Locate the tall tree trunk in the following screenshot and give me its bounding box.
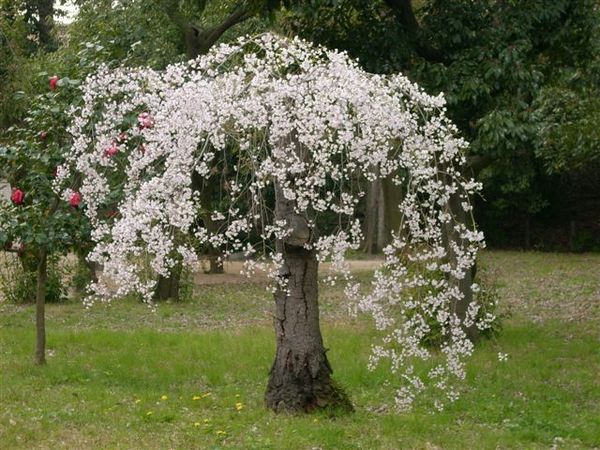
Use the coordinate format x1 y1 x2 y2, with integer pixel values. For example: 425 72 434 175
265 181 352 413
34 249 47 365
443 191 479 343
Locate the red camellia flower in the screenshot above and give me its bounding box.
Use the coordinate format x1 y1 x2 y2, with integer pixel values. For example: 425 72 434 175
69 191 82 207
104 143 119 157
49 75 59 91
137 112 154 129
11 188 25 205
40 131 47 140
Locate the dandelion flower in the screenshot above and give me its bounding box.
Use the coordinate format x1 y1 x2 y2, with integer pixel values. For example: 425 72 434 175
192 396 202 401
146 411 153 416
161 395 168 400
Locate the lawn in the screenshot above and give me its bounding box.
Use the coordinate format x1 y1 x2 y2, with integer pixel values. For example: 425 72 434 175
1 251 599 449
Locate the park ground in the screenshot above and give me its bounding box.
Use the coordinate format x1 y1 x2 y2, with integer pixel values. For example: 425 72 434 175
0 251 599 449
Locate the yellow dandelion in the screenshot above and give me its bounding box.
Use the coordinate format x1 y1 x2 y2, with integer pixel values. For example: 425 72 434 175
192 395 202 401
235 394 240 398
146 411 153 416
194 422 201 427
216 430 226 436
202 392 212 398
235 402 244 411
160 395 168 401
203 418 210 423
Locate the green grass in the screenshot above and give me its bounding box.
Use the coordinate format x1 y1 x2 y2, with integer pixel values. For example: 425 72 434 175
1 251 599 449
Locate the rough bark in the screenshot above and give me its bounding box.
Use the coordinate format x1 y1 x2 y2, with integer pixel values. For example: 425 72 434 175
34 249 47 365
265 158 352 413
265 244 349 412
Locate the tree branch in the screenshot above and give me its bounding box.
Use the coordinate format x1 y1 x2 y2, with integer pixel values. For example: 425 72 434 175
383 0 445 63
186 7 253 58
467 154 493 175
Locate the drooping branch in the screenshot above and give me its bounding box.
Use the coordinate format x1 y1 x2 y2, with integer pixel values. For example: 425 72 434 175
383 0 444 63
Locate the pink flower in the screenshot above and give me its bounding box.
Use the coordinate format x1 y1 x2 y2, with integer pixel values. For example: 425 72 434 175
69 192 82 207
138 112 154 129
104 143 119 157
11 188 25 205
49 75 59 91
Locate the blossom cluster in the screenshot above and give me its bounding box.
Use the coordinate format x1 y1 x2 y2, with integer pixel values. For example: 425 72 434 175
58 33 488 411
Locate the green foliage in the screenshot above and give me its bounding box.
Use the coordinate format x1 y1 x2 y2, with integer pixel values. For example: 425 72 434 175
280 0 600 250
0 253 67 304
0 47 98 262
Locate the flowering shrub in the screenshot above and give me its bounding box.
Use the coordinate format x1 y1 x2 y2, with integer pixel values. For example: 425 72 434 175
0 71 91 307
59 33 489 411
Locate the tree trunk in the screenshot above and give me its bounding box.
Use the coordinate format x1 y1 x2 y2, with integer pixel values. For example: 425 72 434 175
206 250 224 274
34 249 47 365
362 180 380 254
265 181 352 413
154 264 181 301
201 179 224 274
382 176 404 247
376 182 386 251
443 191 479 343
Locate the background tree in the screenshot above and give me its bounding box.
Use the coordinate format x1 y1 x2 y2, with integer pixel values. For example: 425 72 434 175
278 0 600 251
0 72 90 364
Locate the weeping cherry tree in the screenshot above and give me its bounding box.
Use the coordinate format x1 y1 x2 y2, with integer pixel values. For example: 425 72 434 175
57 34 490 413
